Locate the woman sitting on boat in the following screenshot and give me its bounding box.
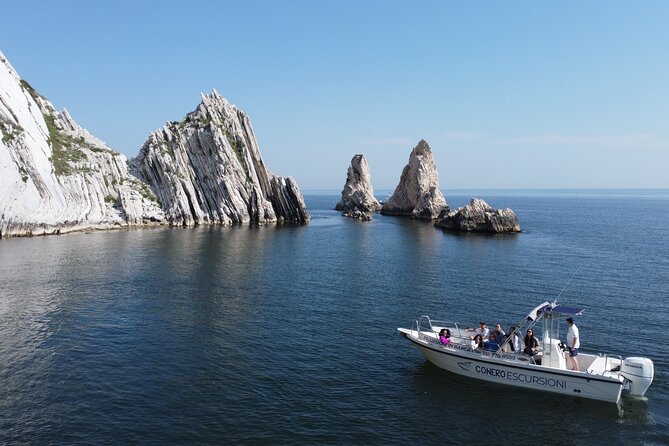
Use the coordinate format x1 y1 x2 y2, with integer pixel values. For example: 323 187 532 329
471 334 484 351
439 328 451 346
523 329 539 356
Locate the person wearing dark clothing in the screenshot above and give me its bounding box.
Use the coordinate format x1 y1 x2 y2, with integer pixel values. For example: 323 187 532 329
489 324 506 347
523 329 539 356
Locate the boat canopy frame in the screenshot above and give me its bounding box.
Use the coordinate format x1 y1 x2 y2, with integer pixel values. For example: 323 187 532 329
497 301 585 354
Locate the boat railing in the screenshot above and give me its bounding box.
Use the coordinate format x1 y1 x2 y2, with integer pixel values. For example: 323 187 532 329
412 316 470 345
411 316 430 339
411 316 430 334
412 316 447 333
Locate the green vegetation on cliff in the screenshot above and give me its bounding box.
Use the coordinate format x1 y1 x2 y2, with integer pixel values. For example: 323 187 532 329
44 114 87 176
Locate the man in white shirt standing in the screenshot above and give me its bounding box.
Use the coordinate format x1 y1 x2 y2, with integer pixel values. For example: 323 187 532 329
566 317 580 371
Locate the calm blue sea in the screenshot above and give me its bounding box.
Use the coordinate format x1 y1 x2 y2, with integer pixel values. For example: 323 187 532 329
1 190 668 445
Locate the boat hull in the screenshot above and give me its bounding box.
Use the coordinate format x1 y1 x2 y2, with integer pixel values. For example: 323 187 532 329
401 330 623 403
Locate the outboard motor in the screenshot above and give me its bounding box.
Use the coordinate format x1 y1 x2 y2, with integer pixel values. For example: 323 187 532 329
621 357 654 396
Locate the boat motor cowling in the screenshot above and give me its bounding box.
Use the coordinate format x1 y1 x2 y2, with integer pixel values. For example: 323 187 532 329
621 357 654 396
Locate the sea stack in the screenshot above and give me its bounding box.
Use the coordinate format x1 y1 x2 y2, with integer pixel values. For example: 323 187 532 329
335 154 381 217
129 90 310 226
435 198 521 233
0 51 164 237
380 139 447 219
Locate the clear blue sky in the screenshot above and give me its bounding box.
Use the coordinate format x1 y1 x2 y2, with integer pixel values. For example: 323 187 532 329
2 1 668 190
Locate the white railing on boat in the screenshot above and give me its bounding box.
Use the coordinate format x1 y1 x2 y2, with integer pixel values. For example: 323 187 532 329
411 316 474 348
411 316 462 338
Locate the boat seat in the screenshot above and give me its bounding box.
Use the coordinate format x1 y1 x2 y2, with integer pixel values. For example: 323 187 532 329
523 352 541 365
586 356 608 374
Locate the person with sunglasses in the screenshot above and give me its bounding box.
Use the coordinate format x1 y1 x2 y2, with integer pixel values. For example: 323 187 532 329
523 328 539 356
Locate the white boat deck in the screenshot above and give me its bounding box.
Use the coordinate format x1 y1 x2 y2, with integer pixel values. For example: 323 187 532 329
409 326 623 377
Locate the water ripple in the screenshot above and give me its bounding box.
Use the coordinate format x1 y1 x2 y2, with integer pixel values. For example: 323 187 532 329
0 193 667 444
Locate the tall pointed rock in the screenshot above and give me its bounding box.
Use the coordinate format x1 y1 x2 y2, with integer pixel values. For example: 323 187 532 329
0 51 164 237
380 139 447 219
335 154 381 212
130 90 309 226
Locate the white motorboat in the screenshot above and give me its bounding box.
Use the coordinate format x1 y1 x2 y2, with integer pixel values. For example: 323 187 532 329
398 302 654 404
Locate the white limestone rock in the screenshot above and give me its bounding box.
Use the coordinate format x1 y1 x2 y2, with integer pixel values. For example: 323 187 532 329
335 154 381 213
129 90 309 226
435 198 521 233
342 209 372 221
0 51 164 237
380 139 447 219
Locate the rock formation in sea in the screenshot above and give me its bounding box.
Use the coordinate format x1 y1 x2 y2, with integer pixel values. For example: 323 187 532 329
0 50 309 238
434 198 521 233
342 209 372 221
380 139 447 219
335 154 381 216
129 89 309 226
0 51 164 237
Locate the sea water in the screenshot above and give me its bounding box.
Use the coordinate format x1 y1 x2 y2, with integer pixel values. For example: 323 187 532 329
0 190 667 444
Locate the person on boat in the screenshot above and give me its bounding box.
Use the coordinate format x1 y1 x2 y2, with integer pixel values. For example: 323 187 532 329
468 321 489 341
471 334 484 350
504 326 522 352
439 328 451 346
483 340 499 352
482 324 504 351
523 329 539 356
565 317 580 371
489 324 506 347
502 325 523 352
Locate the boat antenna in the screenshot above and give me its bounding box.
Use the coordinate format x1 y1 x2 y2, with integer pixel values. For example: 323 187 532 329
555 265 580 303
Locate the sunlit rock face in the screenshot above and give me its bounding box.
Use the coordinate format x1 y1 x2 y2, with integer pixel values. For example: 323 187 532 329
335 154 381 213
0 49 308 238
380 139 447 219
130 90 309 226
435 198 521 233
0 51 164 237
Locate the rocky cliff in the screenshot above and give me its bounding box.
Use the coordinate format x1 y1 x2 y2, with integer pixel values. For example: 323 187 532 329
0 50 309 238
0 51 164 237
434 198 521 233
129 90 309 226
335 154 381 214
380 140 447 219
